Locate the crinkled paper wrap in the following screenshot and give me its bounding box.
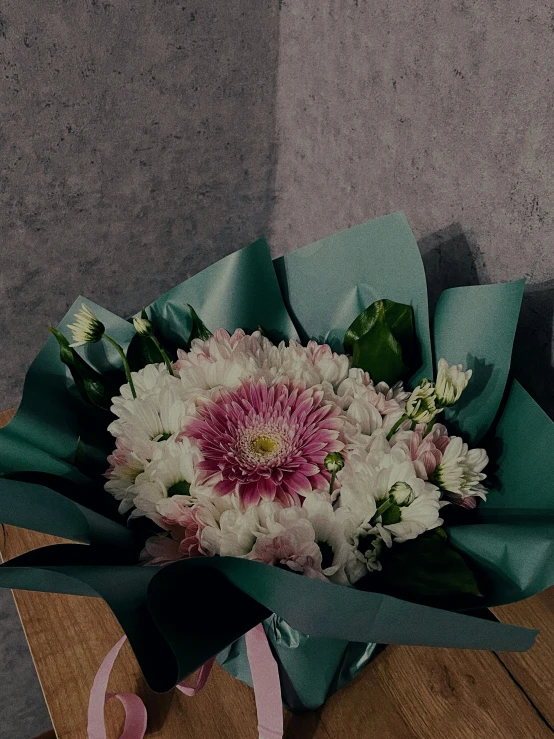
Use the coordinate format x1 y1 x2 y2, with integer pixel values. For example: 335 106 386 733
1 212 553 705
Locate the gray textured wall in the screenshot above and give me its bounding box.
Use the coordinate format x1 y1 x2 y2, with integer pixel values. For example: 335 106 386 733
0 0 279 407
270 0 554 417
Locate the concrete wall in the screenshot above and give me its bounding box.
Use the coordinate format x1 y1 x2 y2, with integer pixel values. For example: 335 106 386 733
2 2 553 415
0 0 279 406
270 0 554 416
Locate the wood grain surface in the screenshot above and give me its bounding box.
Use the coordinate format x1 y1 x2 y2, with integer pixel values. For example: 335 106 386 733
1 408 553 739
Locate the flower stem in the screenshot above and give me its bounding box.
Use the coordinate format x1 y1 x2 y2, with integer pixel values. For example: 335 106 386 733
370 498 392 526
423 419 434 437
150 335 174 376
386 414 408 441
103 334 137 399
329 470 337 496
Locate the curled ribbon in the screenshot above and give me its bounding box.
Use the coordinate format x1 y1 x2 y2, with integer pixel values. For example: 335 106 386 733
87 624 283 739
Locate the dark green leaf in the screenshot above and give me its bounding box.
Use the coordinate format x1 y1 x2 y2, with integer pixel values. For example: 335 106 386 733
378 528 483 598
126 309 165 372
48 327 113 410
343 299 417 385
188 304 212 342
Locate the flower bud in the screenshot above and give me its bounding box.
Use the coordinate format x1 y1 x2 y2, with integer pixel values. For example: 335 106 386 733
324 451 345 473
133 316 153 337
435 358 472 407
68 304 105 347
388 481 415 506
405 379 441 424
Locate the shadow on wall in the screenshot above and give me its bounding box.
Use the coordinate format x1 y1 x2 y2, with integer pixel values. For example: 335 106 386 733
0 1 280 406
419 225 554 420
512 280 554 420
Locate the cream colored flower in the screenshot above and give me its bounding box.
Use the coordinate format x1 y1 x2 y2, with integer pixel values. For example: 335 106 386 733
133 316 153 336
435 358 472 407
68 304 105 347
108 385 193 461
405 379 442 425
129 437 200 522
431 437 488 503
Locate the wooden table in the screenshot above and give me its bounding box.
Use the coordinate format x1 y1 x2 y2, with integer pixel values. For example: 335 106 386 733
1 408 553 739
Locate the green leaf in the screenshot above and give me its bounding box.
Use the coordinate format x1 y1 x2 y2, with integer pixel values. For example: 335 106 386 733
378 528 483 599
188 304 212 342
126 308 165 372
48 327 113 410
343 299 417 385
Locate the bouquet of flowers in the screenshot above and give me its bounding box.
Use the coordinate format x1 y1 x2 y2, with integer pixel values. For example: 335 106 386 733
106 316 481 583
1 212 553 731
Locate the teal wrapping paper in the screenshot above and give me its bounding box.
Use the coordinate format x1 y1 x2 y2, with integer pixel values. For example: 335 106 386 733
0 212 552 709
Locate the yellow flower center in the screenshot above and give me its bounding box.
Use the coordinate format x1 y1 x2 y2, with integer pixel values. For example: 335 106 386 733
251 435 279 455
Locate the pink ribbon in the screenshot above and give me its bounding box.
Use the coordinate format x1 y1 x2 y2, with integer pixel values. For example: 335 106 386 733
87 624 283 739
245 624 284 739
87 636 147 739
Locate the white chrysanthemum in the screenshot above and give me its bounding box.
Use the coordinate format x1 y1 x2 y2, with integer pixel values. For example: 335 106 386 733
362 535 384 572
302 492 367 585
197 495 364 583
200 501 267 558
405 379 442 425
108 385 192 460
68 303 105 347
244 338 348 391
336 453 379 526
338 447 442 546
112 363 179 407
130 438 200 522
176 329 269 398
431 437 488 502
335 368 407 446
104 439 146 514
435 358 472 408
175 330 352 397
133 316 152 336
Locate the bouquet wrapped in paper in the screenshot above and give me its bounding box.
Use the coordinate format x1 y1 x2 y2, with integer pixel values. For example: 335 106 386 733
1 212 553 726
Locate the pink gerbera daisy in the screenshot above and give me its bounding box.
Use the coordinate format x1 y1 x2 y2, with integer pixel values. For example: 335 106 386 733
182 379 344 506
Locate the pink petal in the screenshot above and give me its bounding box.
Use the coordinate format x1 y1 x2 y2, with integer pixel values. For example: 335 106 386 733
257 477 277 500
282 471 313 497
214 478 238 495
238 481 262 506
421 450 441 477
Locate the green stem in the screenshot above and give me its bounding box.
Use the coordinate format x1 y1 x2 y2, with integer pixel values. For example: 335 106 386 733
423 419 434 437
329 470 337 496
103 334 137 399
370 498 392 526
386 414 408 441
150 335 174 376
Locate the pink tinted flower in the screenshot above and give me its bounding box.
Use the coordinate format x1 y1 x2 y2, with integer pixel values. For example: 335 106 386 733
404 423 451 479
140 534 182 565
303 340 350 384
182 378 344 507
250 519 327 581
173 328 254 372
103 438 145 514
157 497 206 558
